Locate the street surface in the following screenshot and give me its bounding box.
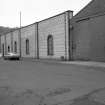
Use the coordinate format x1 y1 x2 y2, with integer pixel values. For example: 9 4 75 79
0 60 105 105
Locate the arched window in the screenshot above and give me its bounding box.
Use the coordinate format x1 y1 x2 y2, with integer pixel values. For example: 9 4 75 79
26 39 29 55
8 46 10 53
14 41 17 53
47 35 53 56
2 44 4 56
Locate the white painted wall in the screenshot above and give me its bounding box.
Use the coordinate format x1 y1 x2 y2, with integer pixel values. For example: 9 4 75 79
6 33 12 54
38 13 66 60
21 24 37 58
12 30 20 54
38 11 73 60
1 35 5 54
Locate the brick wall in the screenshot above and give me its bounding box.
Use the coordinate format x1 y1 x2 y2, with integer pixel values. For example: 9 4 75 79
72 14 105 61
72 19 91 60
89 15 105 61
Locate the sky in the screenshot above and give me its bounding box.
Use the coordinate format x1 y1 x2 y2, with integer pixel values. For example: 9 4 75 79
1 0 92 28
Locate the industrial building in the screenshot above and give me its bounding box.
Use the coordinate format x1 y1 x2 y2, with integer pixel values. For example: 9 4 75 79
0 11 73 60
1 0 105 62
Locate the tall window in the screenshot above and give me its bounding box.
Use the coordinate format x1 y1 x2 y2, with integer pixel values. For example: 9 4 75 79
47 35 53 56
8 46 10 53
2 44 4 56
14 41 17 53
26 39 29 55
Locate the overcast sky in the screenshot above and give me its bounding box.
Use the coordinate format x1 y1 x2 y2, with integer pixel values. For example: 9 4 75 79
1 0 92 28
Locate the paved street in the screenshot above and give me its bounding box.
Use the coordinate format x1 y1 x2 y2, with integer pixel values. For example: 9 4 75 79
0 59 105 105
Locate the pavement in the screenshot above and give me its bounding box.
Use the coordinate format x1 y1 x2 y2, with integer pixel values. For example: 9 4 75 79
27 58 105 68
8 57 105 68
61 61 105 68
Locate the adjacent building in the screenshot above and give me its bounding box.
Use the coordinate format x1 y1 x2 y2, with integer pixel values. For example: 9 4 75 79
71 0 105 62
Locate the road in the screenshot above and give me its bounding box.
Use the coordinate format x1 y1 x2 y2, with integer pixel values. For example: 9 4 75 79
0 59 105 105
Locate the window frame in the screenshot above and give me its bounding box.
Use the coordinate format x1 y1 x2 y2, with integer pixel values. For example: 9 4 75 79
26 39 30 55
47 35 54 56
8 46 10 53
14 41 17 53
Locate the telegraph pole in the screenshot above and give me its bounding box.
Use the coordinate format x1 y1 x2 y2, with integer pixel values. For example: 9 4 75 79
19 11 21 58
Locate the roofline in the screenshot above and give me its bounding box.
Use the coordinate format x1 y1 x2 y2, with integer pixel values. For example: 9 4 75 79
21 10 73 28
0 30 12 36
37 10 73 23
73 0 93 19
0 10 73 36
76 11 105 23
0 28 19 36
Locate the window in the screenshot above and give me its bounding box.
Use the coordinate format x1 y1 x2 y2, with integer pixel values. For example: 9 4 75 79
47 35 53 56
2 44 4 56
26 39 29 55
8 46 10 52
14 41 17 53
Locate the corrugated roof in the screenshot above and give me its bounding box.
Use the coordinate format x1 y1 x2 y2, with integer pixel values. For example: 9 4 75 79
73 0 105 20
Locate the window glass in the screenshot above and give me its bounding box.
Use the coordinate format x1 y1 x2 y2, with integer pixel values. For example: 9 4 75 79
47 35 53 56
8 46 10 52
26 39 29 55
14 41 17 53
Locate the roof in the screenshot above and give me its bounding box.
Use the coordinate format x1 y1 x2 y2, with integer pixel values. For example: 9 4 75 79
1 10 73 36
73 0 105 20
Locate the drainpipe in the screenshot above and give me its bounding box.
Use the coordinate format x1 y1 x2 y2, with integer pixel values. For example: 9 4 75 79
36 22 39 59
65 11 73 61
11 31 13 52
68 11 73 61
5 34 7 55
0 35 1 52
